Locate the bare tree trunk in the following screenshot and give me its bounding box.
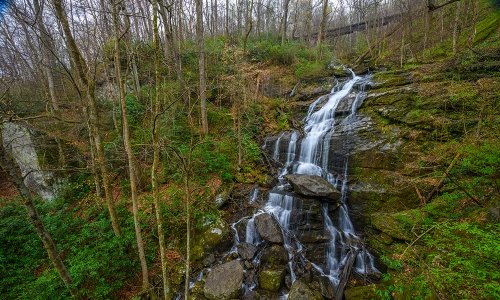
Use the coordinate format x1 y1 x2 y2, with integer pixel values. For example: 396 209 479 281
196 0 208 135
452 1 461 54
0 133 77 298
214 0 219 34
317 0 329 46
152 1 170 299
52 0 121 237
243 0 254 53
400 27 405 68
111 0 149 289
281 0 290 44
423 9 432 52
225 0 230 38
32 0 66 168
183 173 191 300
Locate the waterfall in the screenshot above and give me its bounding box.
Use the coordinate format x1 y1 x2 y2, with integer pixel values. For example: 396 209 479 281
1 122 55 200
223 71 378 297
264 71 378 288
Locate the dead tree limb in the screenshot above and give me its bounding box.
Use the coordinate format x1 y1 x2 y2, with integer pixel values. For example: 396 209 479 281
425 153 461 203
427 0 462 12
336 247 361 300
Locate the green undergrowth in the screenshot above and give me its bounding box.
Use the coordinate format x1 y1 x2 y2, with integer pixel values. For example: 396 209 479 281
365 10 500 297
0 192 144 299
373 130 500 300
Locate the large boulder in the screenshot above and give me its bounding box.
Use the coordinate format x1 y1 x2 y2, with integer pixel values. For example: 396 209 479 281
285 174 340 200
255 213 284 244
191 218 229 261
237 242 257 260
261 244 289 266
258 267 286 292
203 260 244 300
344 284 381 300
288 280 323 300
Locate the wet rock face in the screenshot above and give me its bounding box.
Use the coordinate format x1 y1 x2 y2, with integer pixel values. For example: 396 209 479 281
261 244 289 266
203 260 244 300
255 213 284 244
258 267 286 292
191 219 230 262
285 174 340 200
288 280 324 300
237 242 257 260
344 284 381 300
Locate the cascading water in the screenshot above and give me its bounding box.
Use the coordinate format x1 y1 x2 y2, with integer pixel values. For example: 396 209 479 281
262 70 379 292
217 70 378 299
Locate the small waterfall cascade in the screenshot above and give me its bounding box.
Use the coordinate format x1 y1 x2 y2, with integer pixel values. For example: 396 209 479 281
261 71 379 291
1 122 55 200
201 71 379 299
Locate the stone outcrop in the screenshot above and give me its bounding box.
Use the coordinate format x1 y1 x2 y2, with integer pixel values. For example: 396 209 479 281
285 174 340 200
258 267 285 292
255 213 284 244
203 260 244 300
237 242 257 260
288 280 324 300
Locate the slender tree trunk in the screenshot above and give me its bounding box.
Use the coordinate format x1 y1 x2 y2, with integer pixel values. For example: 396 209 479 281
152 1 170 299
281 0 290 44
243 0 254 53
400 28 405 68
183 172 191 300
423 9 432 52
0 133 77 298
317 0 329 46
225 0 230 38
452 1 461 54
52 0 121 237
33 0 66 168
111 0 149 289
196 0 208 135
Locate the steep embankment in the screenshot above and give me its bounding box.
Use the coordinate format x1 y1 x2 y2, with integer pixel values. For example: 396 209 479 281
344 38 500 298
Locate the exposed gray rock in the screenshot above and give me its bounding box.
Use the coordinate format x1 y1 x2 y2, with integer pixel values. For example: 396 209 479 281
203 260 243 300
237 242 257 260
255 213 284 244
285 174 340 200
215 190 231 208
288 280 323 300
261 244 288 266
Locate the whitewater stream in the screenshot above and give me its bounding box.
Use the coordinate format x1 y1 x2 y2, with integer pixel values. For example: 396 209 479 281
189 70 380 299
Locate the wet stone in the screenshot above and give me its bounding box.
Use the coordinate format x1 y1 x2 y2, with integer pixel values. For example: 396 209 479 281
237 242 258 260
203 260 244 300
258 267 286 292
261 244 289 266
255 213 284 244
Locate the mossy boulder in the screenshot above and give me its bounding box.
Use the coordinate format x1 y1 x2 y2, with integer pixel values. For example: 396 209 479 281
258 267 285 292
344 284 382 300
191 218 229 261
288 280 323 300
261 244 289 266
371 213 412 241
368 232 394 254
371 209 426 241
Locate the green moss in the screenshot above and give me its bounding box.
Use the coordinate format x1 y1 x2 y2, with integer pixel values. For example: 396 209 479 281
371 209 426 241
258 268 285 292
474 11 500 44
345 284 383 300
191 218 229 262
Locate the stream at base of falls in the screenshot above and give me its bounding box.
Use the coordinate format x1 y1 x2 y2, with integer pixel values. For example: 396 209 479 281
188 70 381 299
